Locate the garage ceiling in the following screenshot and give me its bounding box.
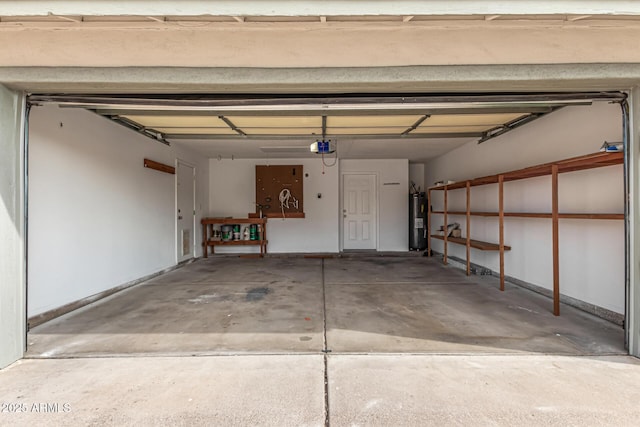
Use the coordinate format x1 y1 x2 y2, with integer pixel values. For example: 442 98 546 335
31 92 624 161
118 112 529 139
4 13 640 25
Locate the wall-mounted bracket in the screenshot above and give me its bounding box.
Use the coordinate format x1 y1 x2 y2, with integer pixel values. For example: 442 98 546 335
144 158 175 174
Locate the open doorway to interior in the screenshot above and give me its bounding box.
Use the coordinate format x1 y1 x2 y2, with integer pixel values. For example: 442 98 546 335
176 160 196 263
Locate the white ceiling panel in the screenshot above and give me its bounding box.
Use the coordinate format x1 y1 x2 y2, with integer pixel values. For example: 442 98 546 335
154 127 237 135
422 113 527 126
122 115 226 128
226 116 320 128
175 138 317 159
242 127 322 135
327 115 422 127
414 125 497 133
339 137 475 161
120 112 526 137
327 126 409 135
170 136 477 162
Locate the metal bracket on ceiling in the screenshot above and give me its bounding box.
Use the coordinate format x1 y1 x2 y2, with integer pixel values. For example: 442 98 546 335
106 113 170 146
218 115 246 136
401 114 430 136
477 107 562 145
321 115 327 140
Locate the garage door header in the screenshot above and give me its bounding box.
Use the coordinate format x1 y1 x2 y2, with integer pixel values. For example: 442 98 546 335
29 92 626 111
4 1 640 18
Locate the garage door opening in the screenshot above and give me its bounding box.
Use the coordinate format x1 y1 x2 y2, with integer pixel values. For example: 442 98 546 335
24 91 629 357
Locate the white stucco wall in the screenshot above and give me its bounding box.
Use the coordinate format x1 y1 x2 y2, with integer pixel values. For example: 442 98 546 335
409 163 425 193
0 85 26 368
341 159 409 252
5 19 640 69
208 158 340 253
208 157 409 253
28 105 209 317
426 102 624 313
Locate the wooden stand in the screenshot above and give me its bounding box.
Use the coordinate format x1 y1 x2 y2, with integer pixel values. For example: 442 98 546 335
427 151 624 315
201 217 268 258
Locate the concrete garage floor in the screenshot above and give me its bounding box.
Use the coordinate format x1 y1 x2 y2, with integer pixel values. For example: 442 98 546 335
2 256 638 426
28 258 327 356
26 257 623 356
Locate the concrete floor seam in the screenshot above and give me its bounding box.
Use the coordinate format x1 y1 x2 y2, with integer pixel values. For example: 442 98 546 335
321 259 331 427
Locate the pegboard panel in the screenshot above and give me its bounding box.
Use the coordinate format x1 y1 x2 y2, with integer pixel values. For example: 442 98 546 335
255 165 305 218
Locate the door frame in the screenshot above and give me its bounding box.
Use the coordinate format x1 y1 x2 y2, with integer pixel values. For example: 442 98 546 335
339 171 379 252
175 159 197 263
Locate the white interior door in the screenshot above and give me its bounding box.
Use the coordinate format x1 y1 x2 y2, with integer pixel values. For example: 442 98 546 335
177 162 195 262
342 173 377 250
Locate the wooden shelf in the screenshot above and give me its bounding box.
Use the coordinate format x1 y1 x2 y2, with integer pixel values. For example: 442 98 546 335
514 213 553 218
248 212 305 219
202 217 267 225
430 235 511 251
431 211 623 220
427 151 624 316
201 217 268 257
559 213 624 220
432 210 497 216
429 151 623 191
207 240 267 246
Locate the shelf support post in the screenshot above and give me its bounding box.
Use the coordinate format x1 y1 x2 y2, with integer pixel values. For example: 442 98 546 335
498 174 505 291
202 222 209 258
552 164 560 316
443 185 448 265
466 181 471 275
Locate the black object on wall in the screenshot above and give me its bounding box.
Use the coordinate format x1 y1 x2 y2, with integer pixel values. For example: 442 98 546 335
410 192 427 250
